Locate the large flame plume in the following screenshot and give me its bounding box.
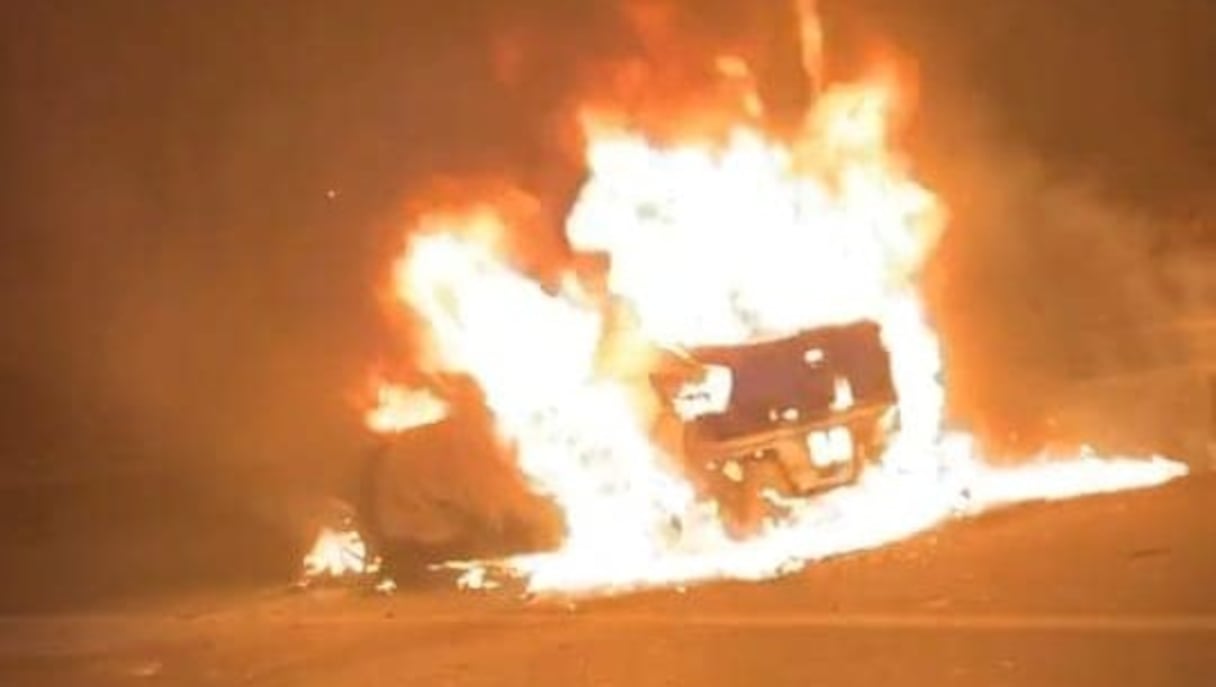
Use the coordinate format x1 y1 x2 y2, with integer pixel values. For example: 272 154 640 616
351 5 1187 594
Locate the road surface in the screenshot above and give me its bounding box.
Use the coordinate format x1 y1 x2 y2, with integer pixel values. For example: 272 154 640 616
2 475 1214 686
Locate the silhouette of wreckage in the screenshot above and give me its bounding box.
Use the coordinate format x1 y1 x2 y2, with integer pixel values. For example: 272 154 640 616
359 320 899 579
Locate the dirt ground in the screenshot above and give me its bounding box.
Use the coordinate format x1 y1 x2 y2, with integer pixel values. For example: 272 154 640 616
2 475 1213 686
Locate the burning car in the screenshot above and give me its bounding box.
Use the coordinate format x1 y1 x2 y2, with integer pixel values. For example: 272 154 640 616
301 2 1187 594
359 318 898 570
649 320 898 534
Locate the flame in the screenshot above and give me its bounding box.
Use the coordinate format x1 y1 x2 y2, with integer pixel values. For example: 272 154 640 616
397 228 698 566
361 6 1188 594
366 384 449 434
302 527 380 580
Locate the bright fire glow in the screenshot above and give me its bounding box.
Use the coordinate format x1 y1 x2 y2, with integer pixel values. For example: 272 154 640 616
348 6 1189 594
367 384 450 434
302 527 380 580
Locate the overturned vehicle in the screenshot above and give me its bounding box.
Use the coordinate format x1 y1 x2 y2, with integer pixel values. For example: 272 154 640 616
649 320 899 535
360 320 899 574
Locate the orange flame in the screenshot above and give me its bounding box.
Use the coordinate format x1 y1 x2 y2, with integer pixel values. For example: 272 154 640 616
361 5 1187 594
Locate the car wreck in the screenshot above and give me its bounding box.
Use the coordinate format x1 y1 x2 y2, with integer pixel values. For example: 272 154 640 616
649 320 899 535
357 319 899 575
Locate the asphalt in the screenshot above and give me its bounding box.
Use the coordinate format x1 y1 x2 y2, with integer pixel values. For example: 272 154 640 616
2 474 1214 687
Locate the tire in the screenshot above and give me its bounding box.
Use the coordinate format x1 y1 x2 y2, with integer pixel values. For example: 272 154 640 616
358 418 562 579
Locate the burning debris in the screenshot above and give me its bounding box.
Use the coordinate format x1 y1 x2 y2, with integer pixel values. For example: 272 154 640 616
303 2 1188 595
298 499 387 589
301 525 380 582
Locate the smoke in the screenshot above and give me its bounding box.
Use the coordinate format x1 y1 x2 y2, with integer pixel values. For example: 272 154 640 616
846 0 1216 461
921 110 1213 459
2 0 1213 605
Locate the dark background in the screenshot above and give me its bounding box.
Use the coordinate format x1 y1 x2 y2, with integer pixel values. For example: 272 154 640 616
2 0 1213 610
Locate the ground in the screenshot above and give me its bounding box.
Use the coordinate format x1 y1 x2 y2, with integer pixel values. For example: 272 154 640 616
2 475 1213 687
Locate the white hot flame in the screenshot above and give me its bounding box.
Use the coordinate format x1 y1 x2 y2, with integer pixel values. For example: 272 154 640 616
358 3 1189 595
